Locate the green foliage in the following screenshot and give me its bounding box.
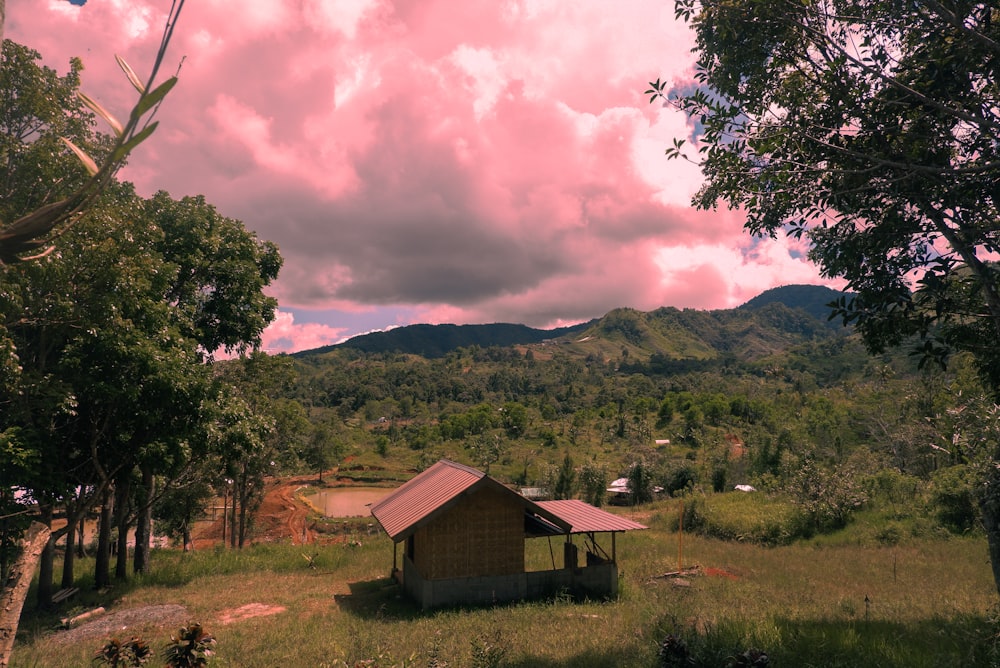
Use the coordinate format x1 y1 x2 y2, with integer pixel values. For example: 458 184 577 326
660 462 697 497
500 401 528 438
552 451 576 500
469 629 507 668
657 0 1000 591
932 466 981 534
0 40 93 224
162 623 215 668
682 492 807 545
780 454 869 533
579 459 608 507
660 0 1000 389
93 637 152 667
627 459 655 505
153 477 214 551
1 9 184 263
462 432 505 475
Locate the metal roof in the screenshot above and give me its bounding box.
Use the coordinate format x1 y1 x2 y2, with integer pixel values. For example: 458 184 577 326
370 459 485 540
371 459 576 542
370 460 641 541
535 499 647 533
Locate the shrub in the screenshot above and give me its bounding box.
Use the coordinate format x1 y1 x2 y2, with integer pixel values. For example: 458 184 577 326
163 623 215 668
680 492 807 545
657 633 691 668
93 637 152 667
781 455 867 533
931 465 980 533
662 463 697 496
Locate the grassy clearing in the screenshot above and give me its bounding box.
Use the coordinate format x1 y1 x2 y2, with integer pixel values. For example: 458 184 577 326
10 502 1000 667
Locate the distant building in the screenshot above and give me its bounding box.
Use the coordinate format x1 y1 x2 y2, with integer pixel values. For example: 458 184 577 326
606 477 664 505
518 487 549 500
371 459 646 609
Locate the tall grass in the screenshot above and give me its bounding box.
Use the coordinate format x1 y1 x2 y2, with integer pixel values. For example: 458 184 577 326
10 509 999 667
679 493 807 545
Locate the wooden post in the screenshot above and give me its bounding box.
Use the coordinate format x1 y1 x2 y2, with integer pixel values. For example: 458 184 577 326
678 501 684 571
0 522 51 667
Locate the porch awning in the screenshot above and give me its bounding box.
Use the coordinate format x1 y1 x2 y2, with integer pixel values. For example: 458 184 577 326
527 499 647 535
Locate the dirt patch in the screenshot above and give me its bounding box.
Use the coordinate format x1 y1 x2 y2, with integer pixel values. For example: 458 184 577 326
191 470 393 549
48 604 190 646
192 473 326 549
217 603 287 625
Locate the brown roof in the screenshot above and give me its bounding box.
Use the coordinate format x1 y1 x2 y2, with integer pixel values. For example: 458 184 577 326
370 460 646 541
371 459 572 541
370 459 482 540
536 499 647 533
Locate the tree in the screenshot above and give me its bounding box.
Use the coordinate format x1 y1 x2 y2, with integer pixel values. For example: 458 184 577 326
0 41 95 226
1 136 279 597
501 401 528 438
0 5 188 659
553 451 577 500
579 459 607 507
212 353 305 548
626 459 654 506
303 419 344 483
654 0 1000 596
0 1 184 263
468 433 507 475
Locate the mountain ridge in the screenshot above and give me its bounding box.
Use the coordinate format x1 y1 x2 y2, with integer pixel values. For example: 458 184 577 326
292 284 849 360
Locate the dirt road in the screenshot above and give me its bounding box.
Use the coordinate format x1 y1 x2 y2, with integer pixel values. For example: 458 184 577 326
191 474 321 548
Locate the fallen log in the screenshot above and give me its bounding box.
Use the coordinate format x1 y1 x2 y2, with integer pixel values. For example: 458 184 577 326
651 565 702 579
61 607 106 629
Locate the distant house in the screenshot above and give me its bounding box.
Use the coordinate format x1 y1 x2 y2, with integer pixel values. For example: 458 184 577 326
518 486 549 500
606 476 664 505
370 459 646 609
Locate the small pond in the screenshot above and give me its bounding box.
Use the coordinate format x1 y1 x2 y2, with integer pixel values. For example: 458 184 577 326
305 487 391 517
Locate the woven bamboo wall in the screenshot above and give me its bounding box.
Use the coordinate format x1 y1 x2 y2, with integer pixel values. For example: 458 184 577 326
413 485 525 580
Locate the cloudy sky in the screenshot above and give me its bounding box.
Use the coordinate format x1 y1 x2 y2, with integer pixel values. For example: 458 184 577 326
8 0 841 353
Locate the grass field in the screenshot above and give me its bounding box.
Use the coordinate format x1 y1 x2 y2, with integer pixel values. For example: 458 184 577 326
10 500 1000 667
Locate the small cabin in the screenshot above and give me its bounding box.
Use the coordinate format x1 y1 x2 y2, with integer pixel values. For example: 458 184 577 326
370 459 646 609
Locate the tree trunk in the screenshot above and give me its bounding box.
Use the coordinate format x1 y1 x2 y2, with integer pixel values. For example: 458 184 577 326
76 519 85 559
133 466 154 574
220 486 227 547
94 486 113 590
34 506 53 610
61 513 76 590
182 521 191 552
0 522 49 668
237 467 249 549
981 465 1000 598
238 491 248 549
114 475 131 580
229 480 238 549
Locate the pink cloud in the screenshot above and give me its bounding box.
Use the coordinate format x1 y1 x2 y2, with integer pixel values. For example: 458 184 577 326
8 0 835 351
260 310 346 354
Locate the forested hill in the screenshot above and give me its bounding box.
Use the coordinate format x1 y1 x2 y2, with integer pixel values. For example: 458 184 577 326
294 284 849 361
293 321 593 359
738 284 850 326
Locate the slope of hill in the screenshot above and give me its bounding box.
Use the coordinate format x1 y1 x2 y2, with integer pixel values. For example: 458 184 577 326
293 321 592 359
551 299 840 363
293 284 847 361
738 284 850 326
